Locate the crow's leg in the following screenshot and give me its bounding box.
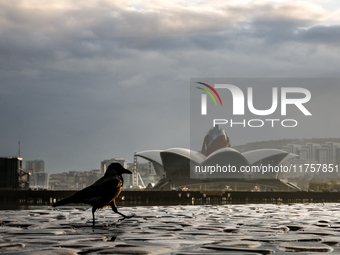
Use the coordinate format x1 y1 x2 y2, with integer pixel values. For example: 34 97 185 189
110 202 134 221
92 207 96 227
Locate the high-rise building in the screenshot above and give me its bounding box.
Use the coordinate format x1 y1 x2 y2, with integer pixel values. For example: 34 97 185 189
303 143 321 160
325 142 340 165
25 160 45 173
26 160 48 189
31 172 49 190
0 157 29 189
282 144 302 155
282 141 340 178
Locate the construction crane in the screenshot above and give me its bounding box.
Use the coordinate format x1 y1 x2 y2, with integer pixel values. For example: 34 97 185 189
130 152 145 189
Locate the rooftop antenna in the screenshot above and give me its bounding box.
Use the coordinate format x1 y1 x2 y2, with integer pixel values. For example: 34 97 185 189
18 141 20 157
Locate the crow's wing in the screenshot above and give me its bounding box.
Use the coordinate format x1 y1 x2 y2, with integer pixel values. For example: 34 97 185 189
69 176 122 206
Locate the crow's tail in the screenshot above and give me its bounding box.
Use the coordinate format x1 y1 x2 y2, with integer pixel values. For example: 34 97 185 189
52 196 75 207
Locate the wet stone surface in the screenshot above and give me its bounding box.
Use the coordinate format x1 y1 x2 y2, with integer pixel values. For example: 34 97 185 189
1 204 340 254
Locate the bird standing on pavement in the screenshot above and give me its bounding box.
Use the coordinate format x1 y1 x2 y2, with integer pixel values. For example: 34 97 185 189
52 163 133 226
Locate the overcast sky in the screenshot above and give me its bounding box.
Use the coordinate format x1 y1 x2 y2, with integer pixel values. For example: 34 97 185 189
1 0 340 173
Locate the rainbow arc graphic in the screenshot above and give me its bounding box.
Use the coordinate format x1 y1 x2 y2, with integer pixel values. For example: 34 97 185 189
196 82 222 106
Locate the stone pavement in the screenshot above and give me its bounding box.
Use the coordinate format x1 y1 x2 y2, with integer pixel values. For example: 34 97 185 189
1 203 340 254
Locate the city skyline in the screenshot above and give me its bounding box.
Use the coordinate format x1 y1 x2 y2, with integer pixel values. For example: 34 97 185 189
17 137 340 175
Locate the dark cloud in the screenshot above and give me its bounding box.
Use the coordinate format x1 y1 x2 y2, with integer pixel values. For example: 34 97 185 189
299 25 340 45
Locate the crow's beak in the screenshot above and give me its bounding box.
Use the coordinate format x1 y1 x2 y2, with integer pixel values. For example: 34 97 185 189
123 168 132 174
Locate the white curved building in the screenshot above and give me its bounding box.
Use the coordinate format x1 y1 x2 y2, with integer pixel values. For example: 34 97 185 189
136 147 297 179
136 126 299 190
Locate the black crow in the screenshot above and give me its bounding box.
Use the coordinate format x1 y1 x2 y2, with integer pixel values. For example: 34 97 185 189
52 163 133 226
